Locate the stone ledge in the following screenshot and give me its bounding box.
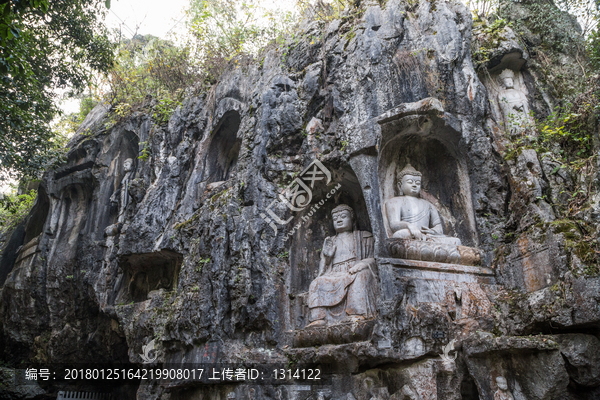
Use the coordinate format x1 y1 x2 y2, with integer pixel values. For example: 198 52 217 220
378 258 494 276
463 333 559 357
386 238 482 266
293 319 376 348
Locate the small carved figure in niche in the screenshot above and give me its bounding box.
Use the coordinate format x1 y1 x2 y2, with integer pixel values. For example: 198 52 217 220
498 69 531 134
111 158 134 224
493 376 514 400
384 164 460 245
307 204 377 327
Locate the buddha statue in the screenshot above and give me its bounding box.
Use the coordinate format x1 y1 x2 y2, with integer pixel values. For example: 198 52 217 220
111 158 134 224
384 164 461 246
493 376 514 400
498 69 531 134
105 158 135 237
307 204 377 327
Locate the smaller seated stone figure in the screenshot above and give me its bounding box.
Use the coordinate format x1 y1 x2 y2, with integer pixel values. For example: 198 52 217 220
307 204 377 327
493 376 514 400
384 164 460 246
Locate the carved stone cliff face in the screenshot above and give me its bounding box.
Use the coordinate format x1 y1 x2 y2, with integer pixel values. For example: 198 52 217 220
1 0 599 399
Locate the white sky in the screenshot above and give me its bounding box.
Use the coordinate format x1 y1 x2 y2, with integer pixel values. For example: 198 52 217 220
58 0 298 114
58 0 190 115
106 0 190 39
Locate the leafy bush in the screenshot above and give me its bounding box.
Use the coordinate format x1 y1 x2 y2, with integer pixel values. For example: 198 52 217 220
0 0 114 181
107 36 195 121
472 17 510 68
536 82 599 161
186 0 296 83
0 189 37 235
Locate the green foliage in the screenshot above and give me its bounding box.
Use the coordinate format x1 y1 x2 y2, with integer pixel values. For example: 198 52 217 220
0 1 49 45
472 17 510 68
536 87 599 161
107 36 196 121
501 75 599 245
138 141 151 161
277 251 289 259
186 0 295 83
153 97 181 124
539 112 593 158
0 189 37 235
79 96 99 120
196 257 210 273
0 0 114 181
503 88 598 163
296 0 362 22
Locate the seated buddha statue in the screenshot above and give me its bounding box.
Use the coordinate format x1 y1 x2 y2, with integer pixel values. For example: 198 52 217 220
384 164 461 246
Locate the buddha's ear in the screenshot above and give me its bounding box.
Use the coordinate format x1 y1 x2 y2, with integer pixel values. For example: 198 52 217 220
397 182 404 196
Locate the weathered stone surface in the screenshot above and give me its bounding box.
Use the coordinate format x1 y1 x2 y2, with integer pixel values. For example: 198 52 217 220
553 334 600 387
0 0 598 399
0 367 45 399
293 319 376 348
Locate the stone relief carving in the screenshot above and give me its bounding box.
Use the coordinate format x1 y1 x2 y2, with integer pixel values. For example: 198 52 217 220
498 69 532 134
115 158 134 224
384 164 461 245
383 164 481 265
307 204 377 327
493 376 514 400
105 158 135 237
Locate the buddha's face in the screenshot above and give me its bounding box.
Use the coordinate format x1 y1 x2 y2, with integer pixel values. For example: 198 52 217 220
400 174 421 197
502 77 514 89
332 210 353 233
496 377 508 391
123 158 133 172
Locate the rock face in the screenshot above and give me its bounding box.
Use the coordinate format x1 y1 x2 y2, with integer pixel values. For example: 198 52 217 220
1 0 599 399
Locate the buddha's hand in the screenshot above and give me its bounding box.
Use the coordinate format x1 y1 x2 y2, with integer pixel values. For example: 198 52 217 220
349 261 367 274
408 224 423 240
421 227 436 235
322 237 336 258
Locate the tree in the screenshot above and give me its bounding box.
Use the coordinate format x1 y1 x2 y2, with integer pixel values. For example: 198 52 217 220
186 0 295 83
0 0 114 180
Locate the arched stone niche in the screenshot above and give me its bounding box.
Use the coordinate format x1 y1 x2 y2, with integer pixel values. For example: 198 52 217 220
482 68 532 134
286 166 371 331
378 111 478 248
113 250 182 304
202 110 241 184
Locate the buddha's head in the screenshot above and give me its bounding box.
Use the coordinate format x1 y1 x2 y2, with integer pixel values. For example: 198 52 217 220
123 158 134 172
331 204 354 233
500 69 515 89
496 376 508 391
398 164 422 198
